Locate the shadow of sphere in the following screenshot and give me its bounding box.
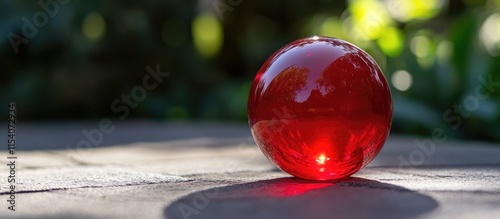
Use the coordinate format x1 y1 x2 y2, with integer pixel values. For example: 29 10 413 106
164 177 437 219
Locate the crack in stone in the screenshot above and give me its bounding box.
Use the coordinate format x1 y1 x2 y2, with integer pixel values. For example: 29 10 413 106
0 179 195 195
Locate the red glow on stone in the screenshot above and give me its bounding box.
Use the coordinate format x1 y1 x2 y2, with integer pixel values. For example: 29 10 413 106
248 36 392 180
217 178 332 198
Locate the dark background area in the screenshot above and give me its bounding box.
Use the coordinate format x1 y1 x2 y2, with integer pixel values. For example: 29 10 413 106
1 0 499 142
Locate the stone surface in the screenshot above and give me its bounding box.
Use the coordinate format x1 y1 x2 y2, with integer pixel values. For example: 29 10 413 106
1 121 499 219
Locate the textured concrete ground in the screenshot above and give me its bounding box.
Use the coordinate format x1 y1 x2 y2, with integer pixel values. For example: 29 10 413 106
1 121 499 219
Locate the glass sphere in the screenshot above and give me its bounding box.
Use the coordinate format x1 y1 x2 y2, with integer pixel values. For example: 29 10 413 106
248 36 392 180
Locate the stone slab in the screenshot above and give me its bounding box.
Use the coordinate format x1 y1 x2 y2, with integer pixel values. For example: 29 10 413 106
0 121 499 219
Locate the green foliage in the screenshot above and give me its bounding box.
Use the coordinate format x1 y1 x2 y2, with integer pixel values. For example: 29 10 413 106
0 0 499 141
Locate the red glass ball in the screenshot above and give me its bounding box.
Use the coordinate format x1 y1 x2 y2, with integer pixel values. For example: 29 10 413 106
248 36 392 180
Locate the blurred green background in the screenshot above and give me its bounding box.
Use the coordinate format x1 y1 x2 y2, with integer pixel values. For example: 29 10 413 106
1 0 500 141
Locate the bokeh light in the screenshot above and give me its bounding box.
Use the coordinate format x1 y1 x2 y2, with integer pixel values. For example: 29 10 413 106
411 35 431 58
385 0 446 22
480 12 500 56
436 40 453 63
376 26 404 57
192 13 223 58
82 12 106 41
391 70 413 91
349 0 391 40
410 32 435 68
